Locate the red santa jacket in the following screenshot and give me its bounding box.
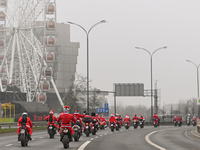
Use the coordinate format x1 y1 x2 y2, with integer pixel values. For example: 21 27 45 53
46 114 58 124
57 113 76 125
18 116 33 128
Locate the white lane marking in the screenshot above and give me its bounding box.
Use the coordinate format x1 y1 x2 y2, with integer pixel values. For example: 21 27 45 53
5 144 12 147
90 138 94 140
95 136 98 138
145 129 167 150
104 133 107 135
39 137 44 139
78 141 91 150
110 133 113 134
100 135 103 136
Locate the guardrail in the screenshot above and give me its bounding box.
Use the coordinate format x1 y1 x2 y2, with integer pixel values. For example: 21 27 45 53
197 118 200 133
0 121 48 129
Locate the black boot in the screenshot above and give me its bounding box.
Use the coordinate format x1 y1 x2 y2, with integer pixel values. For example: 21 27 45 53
18 134 21 141
28 134 32 140
60 135 63 142
69 135 72 142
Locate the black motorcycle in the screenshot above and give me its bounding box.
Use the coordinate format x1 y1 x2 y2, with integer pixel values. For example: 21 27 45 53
192 119 197 126
60 128 71 149
91 119 98 135
110 122 115 132
48 124 56 138
186 119 190 126
133 120 138 129
83 117 92 137
19 124 29 147
173 119 177 126
72 121 82 141
124 122 130 129
153 118 158 127
139 119 144 128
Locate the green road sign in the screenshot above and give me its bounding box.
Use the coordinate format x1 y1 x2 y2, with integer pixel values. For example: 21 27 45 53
198 99 200 103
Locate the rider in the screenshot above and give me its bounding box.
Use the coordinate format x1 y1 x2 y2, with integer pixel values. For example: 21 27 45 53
124 115 131 126
100 115 107 128
132 113 139 121
82 112 94 131
119 115 123 126
115 113 121 127
139 115 145 122
109 113 117 127
45 110 58 130
192 116 197 123
17 112 33 141
153 113 159 124
57 105 76 142
173 115 177 123
73 110 85 132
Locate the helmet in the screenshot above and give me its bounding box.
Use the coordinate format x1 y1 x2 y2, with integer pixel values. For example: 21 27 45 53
64 105 70 113
125 115 129 118
74 110 79 113
134 113 137 116
193 116 196 118
96 114 99 116
116 113 119 116
111 113 114 117
174 115 176 118
22 112 28 116
49 110 54 114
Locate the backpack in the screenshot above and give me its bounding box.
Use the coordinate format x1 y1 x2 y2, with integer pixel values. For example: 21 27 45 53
49 115 53 122
21 115 27 125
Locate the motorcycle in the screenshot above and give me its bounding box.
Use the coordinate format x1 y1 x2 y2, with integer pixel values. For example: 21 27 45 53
48 124 56 138
99 122 105 130
19 124 29 147
72 121 82 141
91 119 98 135
153 118 157 127
186 119 190 126
173 119 177 126
177 120 182 127
116 121 119 131
124 121 130 129
60 128 71 149
110 122 115 132
139 119 144 128
133 120 138 129
83 117 92 137
192 119 197 126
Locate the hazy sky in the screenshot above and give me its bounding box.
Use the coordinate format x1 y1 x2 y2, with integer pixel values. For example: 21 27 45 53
56 0 200 108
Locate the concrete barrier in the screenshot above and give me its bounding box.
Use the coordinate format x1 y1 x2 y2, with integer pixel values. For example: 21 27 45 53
197 118 200 133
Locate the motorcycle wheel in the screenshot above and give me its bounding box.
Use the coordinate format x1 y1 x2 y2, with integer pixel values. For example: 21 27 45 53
85 130 90 137
74 132 79 141
21 134 27 147
49 130 54 138
92 129 96 135
111 126 114 132
62 135 69 149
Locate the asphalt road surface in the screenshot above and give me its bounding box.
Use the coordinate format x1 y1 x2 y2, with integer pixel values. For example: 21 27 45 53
0 125 199 150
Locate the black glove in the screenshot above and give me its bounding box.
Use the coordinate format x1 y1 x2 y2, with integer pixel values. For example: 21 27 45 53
84 111 86 113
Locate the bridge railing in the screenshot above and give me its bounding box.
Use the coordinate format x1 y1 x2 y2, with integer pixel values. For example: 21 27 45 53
0 121 48 129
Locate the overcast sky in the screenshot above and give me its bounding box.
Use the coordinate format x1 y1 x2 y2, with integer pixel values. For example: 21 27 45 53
56 0 200 108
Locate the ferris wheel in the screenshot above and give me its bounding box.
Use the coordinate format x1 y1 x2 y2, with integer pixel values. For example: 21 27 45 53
0 0 64 108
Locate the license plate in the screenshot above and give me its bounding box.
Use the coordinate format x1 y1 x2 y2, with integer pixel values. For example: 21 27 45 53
64 130 68 133
125 124 127 126
74 128 78 130
49 126 52 129
111 124 113 126
21 129 25 134
140 122 142 124
86 126 89 129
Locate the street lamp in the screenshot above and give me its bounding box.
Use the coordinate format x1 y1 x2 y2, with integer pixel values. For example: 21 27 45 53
135 46 167 121
67 20 106 113
186 59 200 117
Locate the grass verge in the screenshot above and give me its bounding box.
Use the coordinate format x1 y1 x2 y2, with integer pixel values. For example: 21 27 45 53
0 126 47 134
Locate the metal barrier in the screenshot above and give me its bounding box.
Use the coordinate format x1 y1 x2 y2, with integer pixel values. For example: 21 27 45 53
0 121 48 129
197 118 200 133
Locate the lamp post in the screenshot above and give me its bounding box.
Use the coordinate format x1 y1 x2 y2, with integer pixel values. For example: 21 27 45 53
186 59 200 117
67 20 106 113
135 46 167 121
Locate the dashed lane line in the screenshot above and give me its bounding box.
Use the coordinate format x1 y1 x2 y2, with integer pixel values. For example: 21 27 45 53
90 138 94 140
5 144 12 147
145 129 167 150
100 135 103 136
78 141 91 150
95 136 98 138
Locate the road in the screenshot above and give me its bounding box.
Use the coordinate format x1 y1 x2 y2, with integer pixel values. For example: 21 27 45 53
0 125 199 150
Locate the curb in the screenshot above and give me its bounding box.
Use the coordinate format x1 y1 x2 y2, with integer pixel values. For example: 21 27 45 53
190 130 200 139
